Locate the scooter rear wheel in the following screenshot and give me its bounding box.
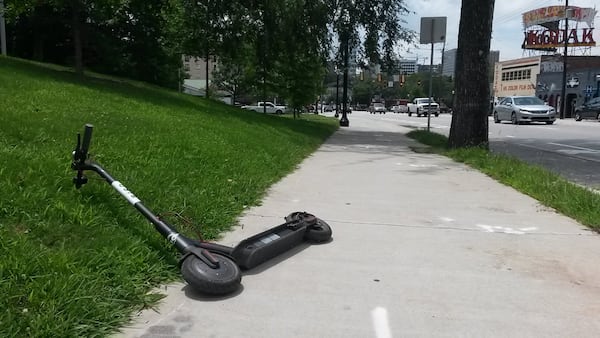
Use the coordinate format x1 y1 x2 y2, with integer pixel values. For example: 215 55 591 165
285 212 332 242
305 219 332 242
181 252 241 295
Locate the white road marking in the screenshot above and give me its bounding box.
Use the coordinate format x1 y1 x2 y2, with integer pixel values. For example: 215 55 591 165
409 164 439 168
548 142 600 153
476 224 538 235
556 149 596 155
371 307 392 338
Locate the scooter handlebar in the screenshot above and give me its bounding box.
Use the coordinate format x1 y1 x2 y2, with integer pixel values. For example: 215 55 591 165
72 124 93 188
80 124 93 158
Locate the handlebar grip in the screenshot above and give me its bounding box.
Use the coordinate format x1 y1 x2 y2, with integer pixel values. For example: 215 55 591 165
80 124 93 157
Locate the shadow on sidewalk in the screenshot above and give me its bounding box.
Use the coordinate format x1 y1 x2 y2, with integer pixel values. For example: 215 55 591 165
316 129 450 176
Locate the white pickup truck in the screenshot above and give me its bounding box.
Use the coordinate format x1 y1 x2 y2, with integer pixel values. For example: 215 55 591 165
241 101 287 114
407 97 440 117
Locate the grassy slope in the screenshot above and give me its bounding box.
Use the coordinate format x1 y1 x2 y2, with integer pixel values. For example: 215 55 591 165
0 57 338 337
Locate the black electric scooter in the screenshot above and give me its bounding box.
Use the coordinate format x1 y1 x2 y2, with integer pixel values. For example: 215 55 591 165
71 124 332 295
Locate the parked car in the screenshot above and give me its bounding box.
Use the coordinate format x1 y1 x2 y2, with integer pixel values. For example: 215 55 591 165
492 96 556 125
574 97 600 121
368 102 386 114
354 104 368 111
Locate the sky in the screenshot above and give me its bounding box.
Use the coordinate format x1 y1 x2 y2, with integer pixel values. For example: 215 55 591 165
401 0 599 64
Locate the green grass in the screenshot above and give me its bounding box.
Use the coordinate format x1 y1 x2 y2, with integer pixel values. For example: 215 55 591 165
407 129 600 232
0 56 338 337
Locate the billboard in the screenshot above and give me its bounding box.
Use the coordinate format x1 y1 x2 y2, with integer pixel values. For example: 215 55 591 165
522 6 596 28
521 6 597 51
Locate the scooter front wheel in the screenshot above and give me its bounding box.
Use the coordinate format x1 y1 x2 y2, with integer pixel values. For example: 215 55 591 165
181 252 241 295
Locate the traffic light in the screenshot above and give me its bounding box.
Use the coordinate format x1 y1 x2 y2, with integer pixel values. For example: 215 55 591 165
417 80 422 86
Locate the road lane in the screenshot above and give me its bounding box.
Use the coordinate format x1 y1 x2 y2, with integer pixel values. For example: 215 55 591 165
329 112 600 189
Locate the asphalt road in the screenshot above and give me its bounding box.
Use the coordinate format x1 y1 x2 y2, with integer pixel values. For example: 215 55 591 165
489 118 600 189
357 111 600 189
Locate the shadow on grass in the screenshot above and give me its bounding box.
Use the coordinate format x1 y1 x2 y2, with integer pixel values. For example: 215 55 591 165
1 57 336 139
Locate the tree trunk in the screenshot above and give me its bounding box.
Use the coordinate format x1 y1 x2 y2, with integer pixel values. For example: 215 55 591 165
71 1 84 76
205 49 210 98
448 0 495 149
33 38 44 61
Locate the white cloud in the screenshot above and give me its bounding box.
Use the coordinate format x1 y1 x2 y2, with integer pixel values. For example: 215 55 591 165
401 0 599 63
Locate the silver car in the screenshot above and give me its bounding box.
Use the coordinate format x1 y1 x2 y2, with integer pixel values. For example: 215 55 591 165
369 103 386 114
493 96 556 125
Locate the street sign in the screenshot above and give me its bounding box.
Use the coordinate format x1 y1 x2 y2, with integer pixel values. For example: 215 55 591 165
420 17 447 44
419 17 446 133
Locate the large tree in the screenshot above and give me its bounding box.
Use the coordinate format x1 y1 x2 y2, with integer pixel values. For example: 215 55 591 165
273 0 329 112
180 0 330 110
448 0 495 148
330 0 412 125
7 0 413 105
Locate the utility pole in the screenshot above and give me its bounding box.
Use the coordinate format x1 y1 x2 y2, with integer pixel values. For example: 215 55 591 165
339 32 350 127
335 68 340 118
560 0 569 119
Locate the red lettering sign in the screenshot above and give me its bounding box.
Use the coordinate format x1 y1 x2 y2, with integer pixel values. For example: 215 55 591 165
522 28 596 49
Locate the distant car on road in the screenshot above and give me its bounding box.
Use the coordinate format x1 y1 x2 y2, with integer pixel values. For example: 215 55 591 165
369 102 386 114
391 99 409 113
241 101 287 114
493 96 556 125
407 98 440 117
574 97 600 121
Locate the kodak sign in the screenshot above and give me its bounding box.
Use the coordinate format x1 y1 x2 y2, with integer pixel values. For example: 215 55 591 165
522 28 596 49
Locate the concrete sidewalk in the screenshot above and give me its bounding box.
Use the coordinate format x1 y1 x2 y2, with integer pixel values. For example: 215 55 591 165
117 112 600 338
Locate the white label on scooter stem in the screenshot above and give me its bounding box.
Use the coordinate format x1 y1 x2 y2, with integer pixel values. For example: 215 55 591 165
167 233 180 244
112 181 141 205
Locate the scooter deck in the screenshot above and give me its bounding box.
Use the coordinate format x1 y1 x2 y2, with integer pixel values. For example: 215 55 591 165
230 217 314 270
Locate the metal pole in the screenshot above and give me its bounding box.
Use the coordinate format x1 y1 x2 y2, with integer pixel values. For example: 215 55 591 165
262 0 268 114
560 0 569 119
0 0 6 56
335 71 340 118
427 20 435 132
340 32 350 127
